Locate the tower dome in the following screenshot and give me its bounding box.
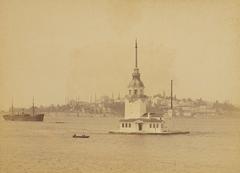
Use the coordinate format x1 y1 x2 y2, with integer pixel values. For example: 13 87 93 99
128 77 144 88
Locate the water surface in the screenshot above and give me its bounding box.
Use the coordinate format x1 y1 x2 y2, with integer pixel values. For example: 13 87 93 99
1 114 240 173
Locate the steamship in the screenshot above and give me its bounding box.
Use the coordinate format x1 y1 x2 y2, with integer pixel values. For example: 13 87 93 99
3 98 44 122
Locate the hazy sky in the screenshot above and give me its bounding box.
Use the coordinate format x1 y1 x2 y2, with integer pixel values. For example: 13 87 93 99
0 0 240 110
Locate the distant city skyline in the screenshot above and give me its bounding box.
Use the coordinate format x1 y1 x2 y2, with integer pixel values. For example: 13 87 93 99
1 0 240 110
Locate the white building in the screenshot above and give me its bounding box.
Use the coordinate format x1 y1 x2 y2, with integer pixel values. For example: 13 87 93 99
119 112 167 133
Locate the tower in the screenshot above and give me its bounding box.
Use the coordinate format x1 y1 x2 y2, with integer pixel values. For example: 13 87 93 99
124 40 147 119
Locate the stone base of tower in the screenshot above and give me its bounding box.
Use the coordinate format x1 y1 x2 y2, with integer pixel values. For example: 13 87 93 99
109 131 190 135
109 117 189 135
124 99 146 119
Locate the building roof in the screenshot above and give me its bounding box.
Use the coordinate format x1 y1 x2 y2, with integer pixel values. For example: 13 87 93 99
141 112 165 118
120 118 163 123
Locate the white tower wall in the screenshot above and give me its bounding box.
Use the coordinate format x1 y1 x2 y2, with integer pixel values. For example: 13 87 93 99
124 99 146 119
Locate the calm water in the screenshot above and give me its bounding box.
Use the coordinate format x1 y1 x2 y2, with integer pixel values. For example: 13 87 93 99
1 113 240 173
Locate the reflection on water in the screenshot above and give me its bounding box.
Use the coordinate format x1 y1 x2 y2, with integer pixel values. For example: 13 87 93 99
0 114 240 173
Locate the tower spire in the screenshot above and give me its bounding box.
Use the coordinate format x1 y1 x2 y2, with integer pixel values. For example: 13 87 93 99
135 39 138 68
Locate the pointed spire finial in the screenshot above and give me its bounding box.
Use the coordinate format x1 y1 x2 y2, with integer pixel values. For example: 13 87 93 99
135 39 138 68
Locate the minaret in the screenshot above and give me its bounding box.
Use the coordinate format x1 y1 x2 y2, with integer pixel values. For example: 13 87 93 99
112 92 114 102
94 93 97 103
90 95 92 103
167 80 173 118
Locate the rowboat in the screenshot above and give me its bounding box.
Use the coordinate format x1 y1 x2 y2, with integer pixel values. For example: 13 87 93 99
72 134 90 138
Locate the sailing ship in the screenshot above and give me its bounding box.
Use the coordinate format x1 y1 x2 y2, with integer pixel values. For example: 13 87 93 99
3 98 44 121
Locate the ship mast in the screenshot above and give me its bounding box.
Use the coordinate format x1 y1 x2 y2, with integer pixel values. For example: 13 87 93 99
171 80 173 109
32 97 35 116
11 97 14 116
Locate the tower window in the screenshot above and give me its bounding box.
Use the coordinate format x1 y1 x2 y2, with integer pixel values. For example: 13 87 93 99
153 124 155 128
150 124 152 128
122 123 124 128
129 123 131 128
134 89 137 95
129 90 131 95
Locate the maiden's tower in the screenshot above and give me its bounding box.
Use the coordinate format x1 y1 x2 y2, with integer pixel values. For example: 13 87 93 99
109 40 189 135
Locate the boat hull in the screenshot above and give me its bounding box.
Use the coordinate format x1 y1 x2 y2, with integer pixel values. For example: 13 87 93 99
3 114 44 121
72 135 89 138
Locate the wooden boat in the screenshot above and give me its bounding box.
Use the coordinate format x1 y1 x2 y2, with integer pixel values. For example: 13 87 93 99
72 134 90 138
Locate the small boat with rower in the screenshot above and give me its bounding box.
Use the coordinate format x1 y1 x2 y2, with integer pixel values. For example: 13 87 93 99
72 134 90 138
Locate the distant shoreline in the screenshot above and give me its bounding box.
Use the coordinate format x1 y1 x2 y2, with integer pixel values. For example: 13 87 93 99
1 111 239 119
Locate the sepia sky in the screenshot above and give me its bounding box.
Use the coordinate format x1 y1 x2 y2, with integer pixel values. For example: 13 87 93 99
0 0 240 110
